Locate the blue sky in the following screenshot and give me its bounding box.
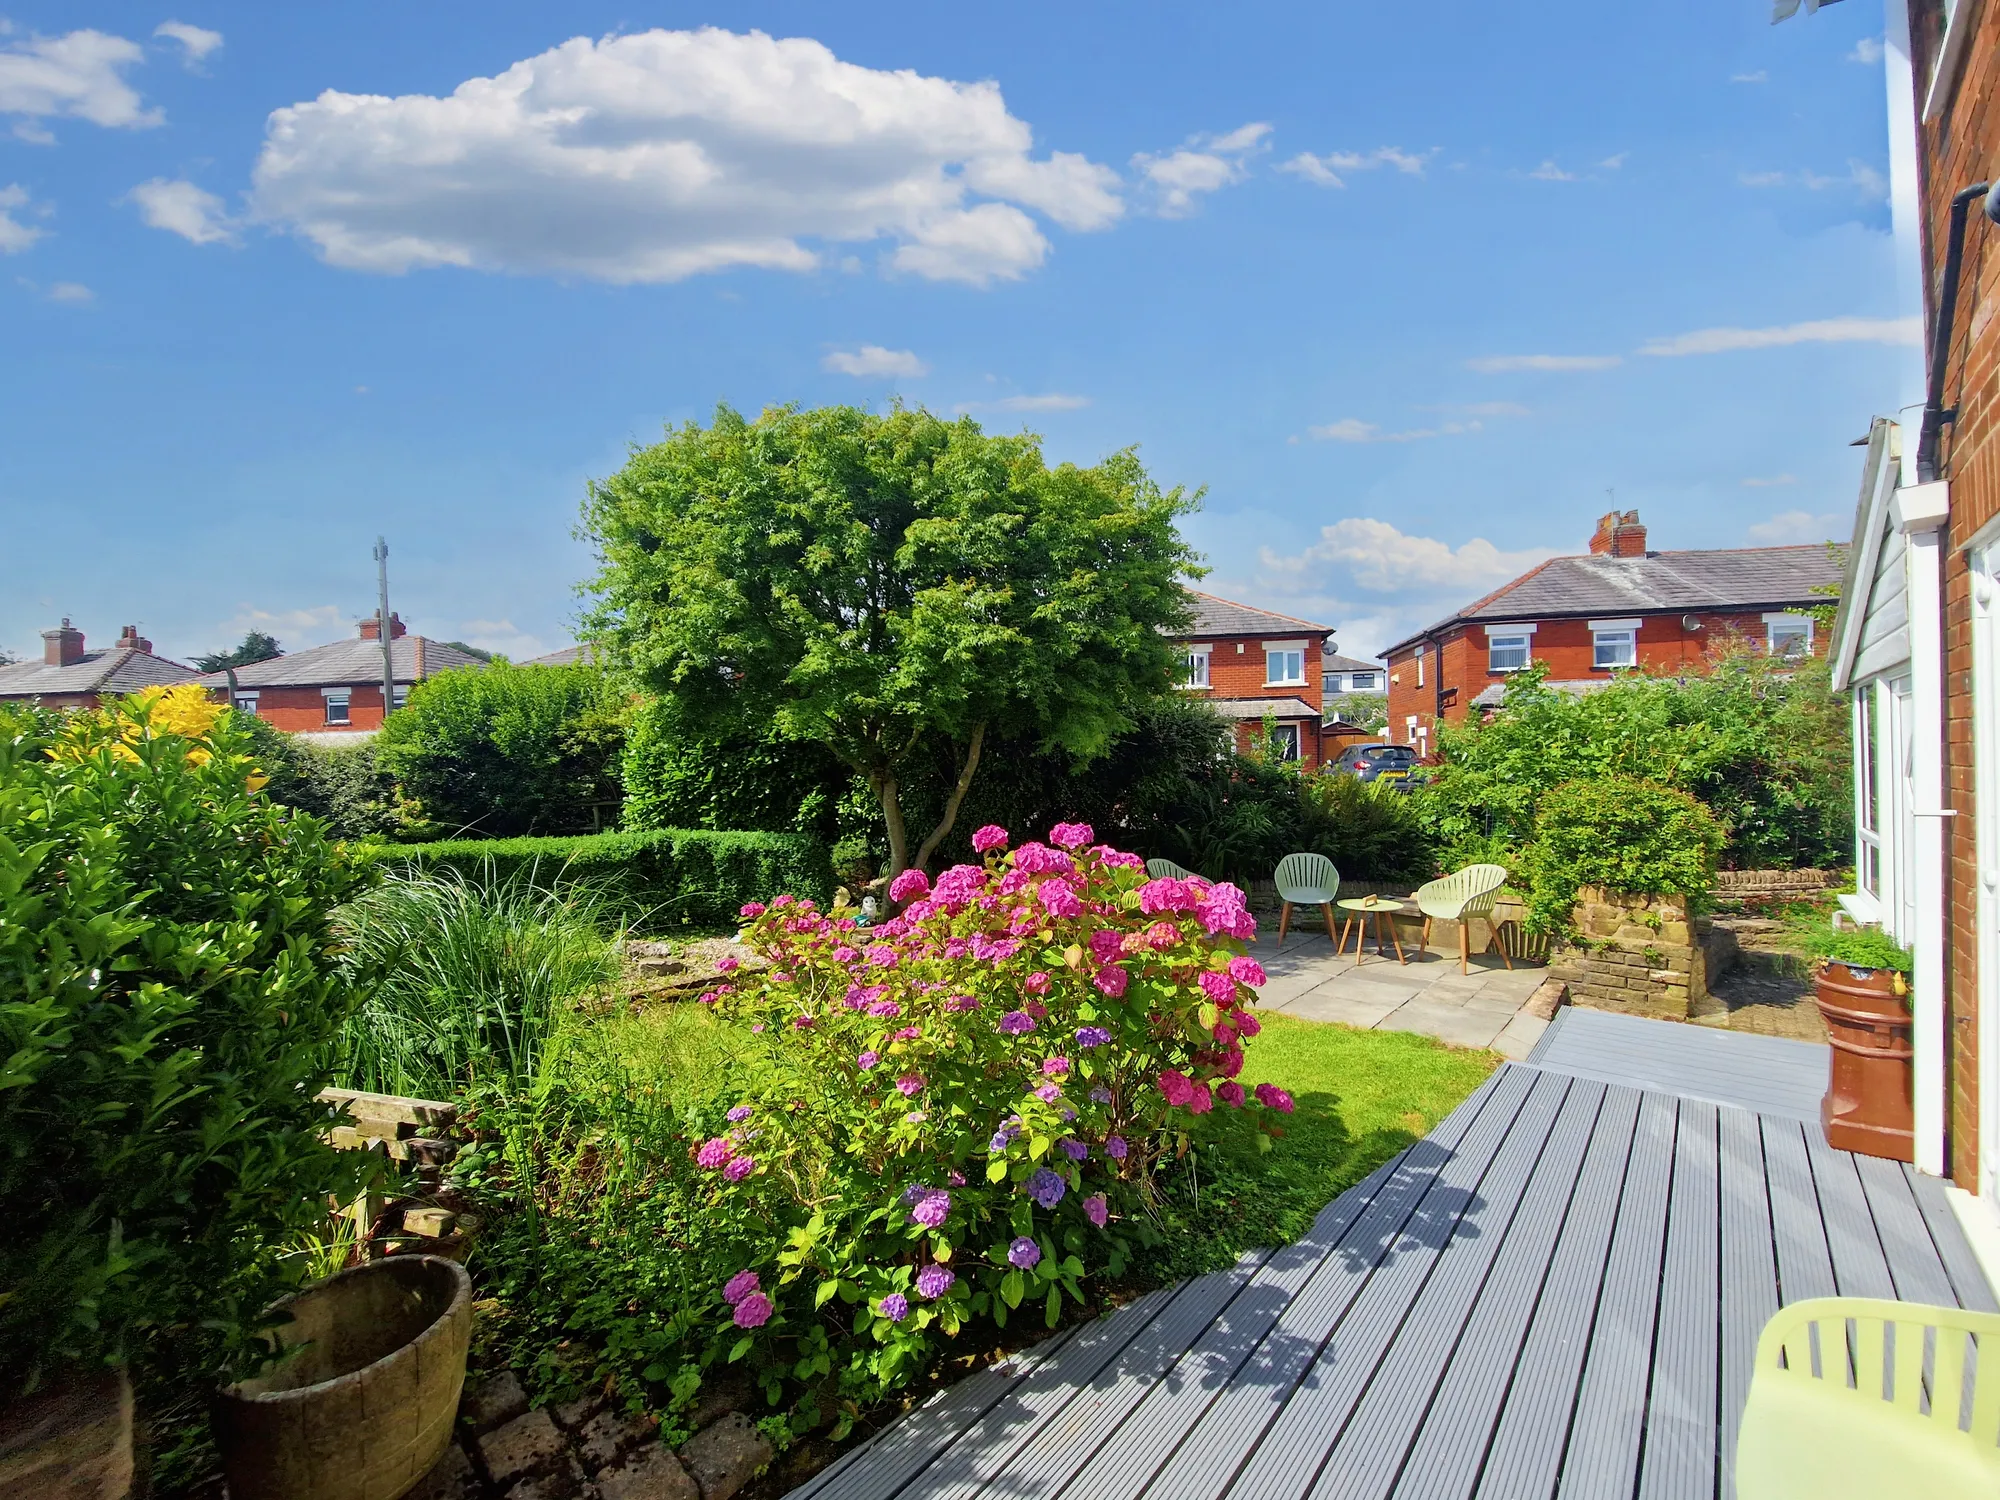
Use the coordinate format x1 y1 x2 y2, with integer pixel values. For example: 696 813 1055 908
1 1 1908 665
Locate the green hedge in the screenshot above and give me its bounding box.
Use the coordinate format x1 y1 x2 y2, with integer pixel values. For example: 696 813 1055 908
369 828 833 932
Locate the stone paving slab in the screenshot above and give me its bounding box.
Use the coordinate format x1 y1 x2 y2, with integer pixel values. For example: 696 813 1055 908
1253 937 1545 1051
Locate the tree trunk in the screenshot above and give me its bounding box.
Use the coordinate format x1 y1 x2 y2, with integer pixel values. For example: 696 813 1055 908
873 770 912 880
913 722 988 874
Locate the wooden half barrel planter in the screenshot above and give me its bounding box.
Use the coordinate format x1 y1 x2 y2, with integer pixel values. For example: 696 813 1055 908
1814 959 1915 1163
212 1255 471 1500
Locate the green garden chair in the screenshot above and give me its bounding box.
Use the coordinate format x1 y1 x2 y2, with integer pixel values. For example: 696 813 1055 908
1145 858 1195 880
1413 863 1512 974
1735 1296 2000 1498
1273 853 1340 948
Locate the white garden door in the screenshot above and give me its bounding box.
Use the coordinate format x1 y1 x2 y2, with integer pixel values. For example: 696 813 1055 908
1970 544 2000 1210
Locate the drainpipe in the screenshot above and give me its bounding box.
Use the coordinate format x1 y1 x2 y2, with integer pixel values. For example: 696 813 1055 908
1914 181 1998 483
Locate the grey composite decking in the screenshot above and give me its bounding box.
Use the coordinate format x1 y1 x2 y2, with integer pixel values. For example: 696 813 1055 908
1524 1005 1828 1122
788 1026 1995 1500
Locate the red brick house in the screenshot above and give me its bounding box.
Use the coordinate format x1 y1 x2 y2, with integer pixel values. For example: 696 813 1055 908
1379 510 1843 755
200 613 486 735
0 620 200 709
1171 591 1335 767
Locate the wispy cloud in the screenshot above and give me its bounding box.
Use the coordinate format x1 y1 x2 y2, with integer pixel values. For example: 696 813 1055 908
1850 37 1884 65
822 345 927 378
1740 474 1798 488
1748 510 1841 544
1739 170 1787 188
1132 122 1270 217
1277 145 1432 188
1527 160 1577 182
1308 417 1481 444
1738 160 1887 200
1730 70 1768 84
1600 152 1628 170
153 21 222 67
47 279 91 303
126 177 239 244
0 183 43 252
958 392 1090 413
1639 315 1920 357
1465 352 1622 373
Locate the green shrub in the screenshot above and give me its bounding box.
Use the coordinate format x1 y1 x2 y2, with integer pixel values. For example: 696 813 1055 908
1522 776 1725 935
622 698 846 842
0 689 372 1396
1805 923 1914 976
335 866 624 1098
376 828 833 931
236 713 410 841
376 660 630 837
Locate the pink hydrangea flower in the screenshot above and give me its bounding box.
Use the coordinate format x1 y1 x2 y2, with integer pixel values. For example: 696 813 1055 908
1089 929 1124 964
1217 1080 1247 1108
1093 847 1145 870
1082 1193 1109 1227
1236 1010 1263 1038
1138 877 1204 915
1035 1082 1063 1103
1188 1084 1213 1115
972 934 1022 963
866 944 900 969
857 1050 880 1070
695 1137 734 1169
1038 879 1085 918
1043 1056 1071 1077
888 868 931 903
896 1073 925 1097
1216 1048 1246 1078
1255 1082 1296 1114
866 999 902 1019
716 956 740 973
733 1292 773 1328
1199 968 1237 1006
933 864 986 907
972 825 1010 854
740 902 767 917
1093 965 1129 999
723 1270 761 1305
1158 1070 1196 1107
1228 956 1267 987
723 1155 756 1181
1145 921 1182 951
1023 970 1052 995
832 946 859 964
1048 821 1095 849
1213 1022 1238 1047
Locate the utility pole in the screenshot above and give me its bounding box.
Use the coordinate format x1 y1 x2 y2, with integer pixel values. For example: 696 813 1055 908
374 536 396 721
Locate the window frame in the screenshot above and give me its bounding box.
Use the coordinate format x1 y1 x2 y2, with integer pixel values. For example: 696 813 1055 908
1764 612 1813 659
1855 686 1881 900
1589 617 1640 670
1268 722 1301 761
323 690 352 726
1486 633 1532 673
1262 640 1307 688
1348 671 1378 691
1179 644 1212 689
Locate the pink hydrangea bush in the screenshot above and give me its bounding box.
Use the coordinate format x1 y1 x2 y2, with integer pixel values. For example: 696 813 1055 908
697 823 1279 1391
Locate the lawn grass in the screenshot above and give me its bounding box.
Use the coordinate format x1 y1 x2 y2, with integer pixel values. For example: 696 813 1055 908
1140 1012 1500 1282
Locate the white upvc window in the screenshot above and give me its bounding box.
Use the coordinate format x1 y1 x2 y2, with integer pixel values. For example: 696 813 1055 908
1415 648 1425 687
1589 617 1640 669
1263 640 1307 687
323 688 352 726
1855 687 1881 900
1764 612 1813 659
1180 645 1212 689
1404 713 1420 746
1350 671 1379 691
232 690 259 714
1484 621 1535 673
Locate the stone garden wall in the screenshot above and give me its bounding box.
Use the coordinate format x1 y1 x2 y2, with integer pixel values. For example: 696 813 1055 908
1549 885 1709 1021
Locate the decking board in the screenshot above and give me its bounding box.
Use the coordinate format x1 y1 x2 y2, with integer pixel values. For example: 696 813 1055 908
789 1011 1997 1500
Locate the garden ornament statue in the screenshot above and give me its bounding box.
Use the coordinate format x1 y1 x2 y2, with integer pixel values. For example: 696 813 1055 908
856 895 878 928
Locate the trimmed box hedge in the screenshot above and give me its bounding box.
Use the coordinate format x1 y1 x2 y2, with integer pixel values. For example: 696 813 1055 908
371 828 832 932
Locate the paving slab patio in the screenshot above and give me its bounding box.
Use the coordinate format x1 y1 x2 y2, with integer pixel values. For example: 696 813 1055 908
1249 930 1547 1056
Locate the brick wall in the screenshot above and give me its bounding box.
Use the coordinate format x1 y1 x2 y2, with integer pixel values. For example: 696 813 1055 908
1916 0 2000 1190
1178 631 1327 767
244 683 392 733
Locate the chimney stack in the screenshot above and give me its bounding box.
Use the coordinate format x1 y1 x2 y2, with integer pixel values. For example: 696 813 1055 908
357 611 408 642
115 624 153 654
42 618 85 667
1588 509 1648 559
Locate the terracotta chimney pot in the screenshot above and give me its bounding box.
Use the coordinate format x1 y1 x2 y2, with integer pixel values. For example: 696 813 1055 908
42 618 85 667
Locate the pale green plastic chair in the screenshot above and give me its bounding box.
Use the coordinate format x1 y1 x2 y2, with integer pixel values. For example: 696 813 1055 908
1273 852 1340 948
1735 1296 2000 1498
1146 858 1195 880
1413 863 1512 974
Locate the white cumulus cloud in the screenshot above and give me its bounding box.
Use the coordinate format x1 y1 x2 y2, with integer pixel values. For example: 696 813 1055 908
1465 352 1622 373
1850 38 1885 65
1308 417 1480 444
47 279 92 302
1740 474 1797 488
127 177 240 245
246 27 1122 287
1278 145 1430 188
0 184 43 252
1640 315 1920 357
1131 122 1270 217
154 21 223 66
0 28 159 139
1748 510 1841 544
823 345 927 378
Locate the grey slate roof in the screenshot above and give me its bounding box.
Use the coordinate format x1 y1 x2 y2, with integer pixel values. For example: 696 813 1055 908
1180 590 1333 638
1382 544 1844 657
1205 695 1322 720
522 643 596 667
199 635 487 689
0 647 202 700
1323 652 1385 673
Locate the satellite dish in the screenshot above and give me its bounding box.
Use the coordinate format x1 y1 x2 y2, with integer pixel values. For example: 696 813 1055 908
1682 614 1704 632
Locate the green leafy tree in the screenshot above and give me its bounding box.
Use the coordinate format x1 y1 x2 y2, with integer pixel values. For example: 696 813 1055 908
193 630 283 673
582 404 1199 875
375 661 629 837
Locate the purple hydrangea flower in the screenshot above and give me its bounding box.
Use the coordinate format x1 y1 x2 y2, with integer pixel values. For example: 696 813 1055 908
1075 1026 1111 1049
1043 1056 1071 1077
722 1270 761 1305
1028 1167 1067 1209
1060 1138 1088 1162
879 1293 910 1323
911 1189 951 1228
726 1105 754 1122
1083 1194 1110 1228
723 1155 756 1181
999 1010 1037 1036
867 999 903 1019
1035 1083 1062 1104
1089 1086 1112 1104
695 1137 733 1170
733 1292 773 1328
1008 1236 1042 1269
915 1263 956 1299
857 1049 880 1070
1105 1135 1128 1160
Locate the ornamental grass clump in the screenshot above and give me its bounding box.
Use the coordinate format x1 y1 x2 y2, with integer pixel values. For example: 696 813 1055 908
696 821 1288 1392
